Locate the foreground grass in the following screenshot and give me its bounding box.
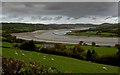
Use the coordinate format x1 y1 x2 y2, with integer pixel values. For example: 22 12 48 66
1 42 119 73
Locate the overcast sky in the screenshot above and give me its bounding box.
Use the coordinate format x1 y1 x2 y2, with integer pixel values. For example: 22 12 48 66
1 2 118 24
2 2 118 17
1 0 119 2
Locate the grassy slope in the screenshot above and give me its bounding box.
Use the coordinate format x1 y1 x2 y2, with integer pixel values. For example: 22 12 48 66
1 42 119 73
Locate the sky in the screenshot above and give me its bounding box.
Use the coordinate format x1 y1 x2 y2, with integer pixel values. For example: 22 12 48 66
1 2 118 24
1 0 119 2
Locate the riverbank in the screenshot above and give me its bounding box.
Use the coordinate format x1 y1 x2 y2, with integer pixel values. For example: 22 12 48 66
12 29 118 46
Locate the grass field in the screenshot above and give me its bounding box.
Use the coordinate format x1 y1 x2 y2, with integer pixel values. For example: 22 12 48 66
66 44 118 56
1 42 119 73
2 42 118 56
67 31 118 37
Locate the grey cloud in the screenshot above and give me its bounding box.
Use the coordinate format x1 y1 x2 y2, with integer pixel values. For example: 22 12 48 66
2 2 118 17
44 2 118 17
2 0 119 2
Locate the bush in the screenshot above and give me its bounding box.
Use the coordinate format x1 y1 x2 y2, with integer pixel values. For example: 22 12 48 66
2 57 59 75
13 43 19 48
54 43 66 50
115 44 120 54
79 41 83 45
95 45 101 47
2 35 15 43
73 45 84 53
86 50 92 61
83 43 88 46
19 40 36 51
91 50 99 61
39 44 86 60
15 39 24 43
106 46 111 47
97 55 120 66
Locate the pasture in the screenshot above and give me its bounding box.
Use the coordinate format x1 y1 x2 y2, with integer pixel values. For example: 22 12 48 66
1 42 119 73
66 44 118 56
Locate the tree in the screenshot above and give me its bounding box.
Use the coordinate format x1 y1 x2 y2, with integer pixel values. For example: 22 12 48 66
96 30 101 35
92 50 95 54
91 50 99 61
115 44 120 54
19 40 36 51
79 41 83 45
73 45 84 53
86 50 92 61
91 42 96 50
55 43 66 50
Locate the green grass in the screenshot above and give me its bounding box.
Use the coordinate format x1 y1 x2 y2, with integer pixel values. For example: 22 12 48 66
2 48 119 73
66 44 118 56
2 42 42 48
1 42 119 73
2 42 118 56
2 42 13 48
67 31 118 37
82 46 118 56
35 44 42 47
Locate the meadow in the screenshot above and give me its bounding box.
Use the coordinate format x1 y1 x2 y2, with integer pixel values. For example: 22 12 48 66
65 44 118 56
1 42 119 73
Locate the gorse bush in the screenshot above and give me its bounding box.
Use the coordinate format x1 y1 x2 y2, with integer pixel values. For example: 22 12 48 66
2 57 59 75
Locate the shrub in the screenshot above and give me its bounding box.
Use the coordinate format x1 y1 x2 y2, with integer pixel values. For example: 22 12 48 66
115 44 120 54
97 55 120 66
106 45 111 47
86 50 92 61
2 57 59 75
91 42 96 50
91 50 99 61
79 41 83 45
95 45 101 47
54 43 66 50
15 39 24 43
13 43 19 48
73 44 84 53
19 40 36 51
83 43 88 46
